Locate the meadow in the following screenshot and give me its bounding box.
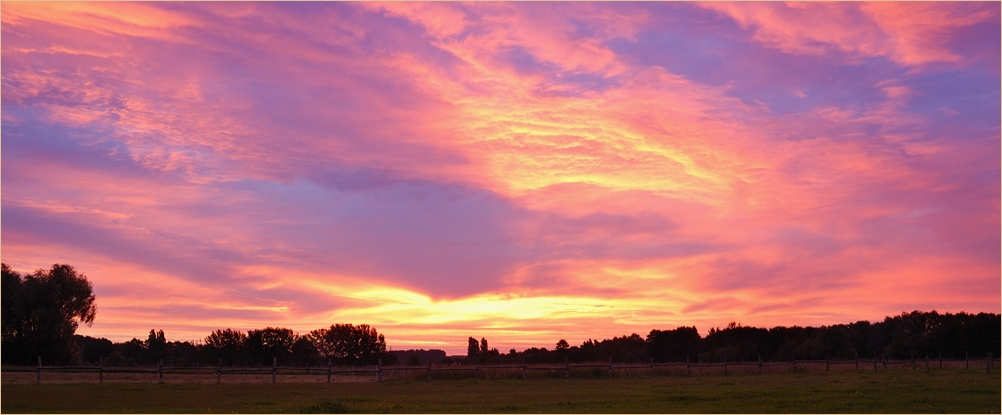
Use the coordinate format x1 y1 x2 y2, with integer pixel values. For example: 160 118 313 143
2 369 999 413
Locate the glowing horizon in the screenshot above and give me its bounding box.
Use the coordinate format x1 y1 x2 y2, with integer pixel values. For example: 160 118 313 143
2 2 999 355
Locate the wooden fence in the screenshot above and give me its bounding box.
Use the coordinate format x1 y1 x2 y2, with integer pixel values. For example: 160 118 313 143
5 354 998 384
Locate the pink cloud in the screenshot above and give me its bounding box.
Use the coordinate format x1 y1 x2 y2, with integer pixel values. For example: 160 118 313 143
369 2 647 78
700 2 998 66
862 2 999 65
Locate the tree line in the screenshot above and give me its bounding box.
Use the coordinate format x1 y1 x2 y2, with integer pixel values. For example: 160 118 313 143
3 263 999 367
63 309 1002 367
71 324 387 367
467 311 1000 365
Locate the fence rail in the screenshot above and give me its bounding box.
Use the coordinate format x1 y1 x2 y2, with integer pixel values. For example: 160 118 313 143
6 354 998 384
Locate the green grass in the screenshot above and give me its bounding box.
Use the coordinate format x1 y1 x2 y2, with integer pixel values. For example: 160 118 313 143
2 370 999 413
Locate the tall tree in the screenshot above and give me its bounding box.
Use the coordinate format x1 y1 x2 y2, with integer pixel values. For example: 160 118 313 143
147 329 168 364
1 264 19 339
467 337 480 363
1 263 97 364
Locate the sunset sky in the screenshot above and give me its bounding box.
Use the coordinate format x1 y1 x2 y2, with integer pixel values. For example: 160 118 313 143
2 2 999 355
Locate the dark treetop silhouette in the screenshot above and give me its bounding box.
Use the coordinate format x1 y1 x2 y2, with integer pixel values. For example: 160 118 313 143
2 263 96 365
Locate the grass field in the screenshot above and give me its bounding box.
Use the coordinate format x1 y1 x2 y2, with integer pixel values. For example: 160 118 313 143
2 369 999 413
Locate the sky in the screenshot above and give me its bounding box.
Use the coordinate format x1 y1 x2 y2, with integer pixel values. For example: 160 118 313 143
1 2 999 355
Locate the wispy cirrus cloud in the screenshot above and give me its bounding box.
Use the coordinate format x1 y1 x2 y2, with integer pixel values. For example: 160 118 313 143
699 2 1000 66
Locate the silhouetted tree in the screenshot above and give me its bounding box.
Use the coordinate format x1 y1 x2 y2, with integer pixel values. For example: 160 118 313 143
648 326 700 362
291 336 319 366
307 324 386 365
386 349 446 366
204 329 248 366
306 329 333 359
556 339 570 351
116 338 148 365
467 337 480 363
74 335 114 364
147 329 168 364
1 263 97 364
166 340 199 366
406 354 421 366
246 327 296 365
700 323 772 362
965 312 1001 356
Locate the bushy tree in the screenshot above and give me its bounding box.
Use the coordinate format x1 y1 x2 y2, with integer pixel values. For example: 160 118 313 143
1 263 97 364
291 336 319 366
204 328 248 365
556 339 570 351
307 324 386 365
406 354 421 366
167 339 199 366
647 326 700 362
74 335 114 364
246 327 297 365
106 337 146 367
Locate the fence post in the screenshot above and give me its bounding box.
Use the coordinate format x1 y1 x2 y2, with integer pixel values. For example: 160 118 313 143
37 356 41 384
792 360 796 372
565 358 570 379
938 352 942 370
217 359 222 383
427 360 432 381
925 355 929 372
159 360 164 384
826 360 829 372
723 356 727 376
272 357 277 383
987 352 991 375
327 359 332 383
377 358 382 382
882 354 886 370
965 351 969 370
522 364 526 380
649 357 654 376
608 357 613 377
758 355 762 374
99 357 103 383
686 356 691 376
